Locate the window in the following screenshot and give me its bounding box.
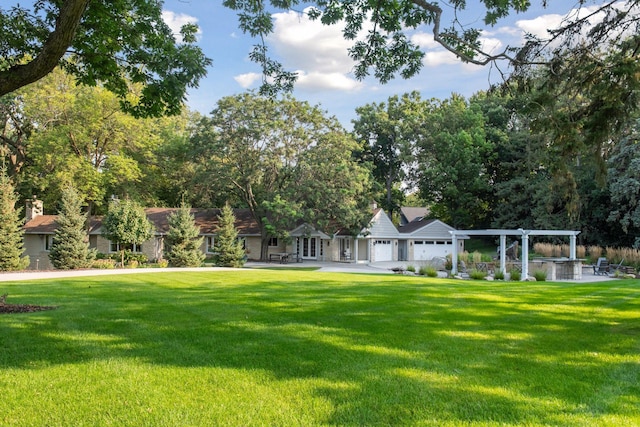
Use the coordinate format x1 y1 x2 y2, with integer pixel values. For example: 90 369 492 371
206 236 215 253
44 235 54 251
110 242 142 253
268 237 278 247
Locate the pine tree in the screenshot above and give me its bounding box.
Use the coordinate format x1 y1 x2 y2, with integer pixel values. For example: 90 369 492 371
49 186 95 269
165 203 205 267
0 168 29 271
214 204 246 268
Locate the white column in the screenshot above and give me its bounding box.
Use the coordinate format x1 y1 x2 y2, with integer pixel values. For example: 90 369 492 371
500 234 507 275
521 233 529 280
569 234 577 259
354 238 358 263
451 232 459 275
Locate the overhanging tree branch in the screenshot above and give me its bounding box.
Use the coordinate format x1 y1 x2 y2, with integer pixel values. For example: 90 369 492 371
0 0 89 96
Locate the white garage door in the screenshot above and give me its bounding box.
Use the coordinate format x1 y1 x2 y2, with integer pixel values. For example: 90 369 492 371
374 240 393 261
414 241 452 261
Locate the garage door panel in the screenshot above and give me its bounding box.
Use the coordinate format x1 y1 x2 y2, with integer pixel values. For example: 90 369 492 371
374 240 393 261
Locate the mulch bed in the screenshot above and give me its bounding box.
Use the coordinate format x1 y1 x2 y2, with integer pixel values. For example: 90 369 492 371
0 294 57 314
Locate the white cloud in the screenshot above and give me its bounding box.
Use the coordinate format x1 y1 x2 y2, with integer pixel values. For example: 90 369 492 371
234 72 262 88
296 71 364 92
162 10 202 42
266 8 365 91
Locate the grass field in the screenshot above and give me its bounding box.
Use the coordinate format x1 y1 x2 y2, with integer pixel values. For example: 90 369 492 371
0 270 638 426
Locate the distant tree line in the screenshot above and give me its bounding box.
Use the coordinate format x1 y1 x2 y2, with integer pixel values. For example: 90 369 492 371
2 36 639 250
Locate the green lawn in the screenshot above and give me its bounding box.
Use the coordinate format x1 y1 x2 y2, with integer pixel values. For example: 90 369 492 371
1 271 638 426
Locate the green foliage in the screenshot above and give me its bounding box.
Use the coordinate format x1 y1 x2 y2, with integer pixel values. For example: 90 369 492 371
509 269 521 281
406 265 416 273
533 270 547 282
214 205 246 268
352 92 425 217
494 270 505 280
416 94 493 229
49 186 95 269
0 1 211 117
101 199 154 266
0 168 29 271
193 92 372 259
91 259 116 269
469 269 487 280
165 204 205 267
421 266 438 277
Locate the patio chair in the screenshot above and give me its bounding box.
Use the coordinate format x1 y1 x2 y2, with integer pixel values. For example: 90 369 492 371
593 257 610 275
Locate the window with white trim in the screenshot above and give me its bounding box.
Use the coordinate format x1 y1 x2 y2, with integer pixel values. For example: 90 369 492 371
206 236 215 253
109 242 142 253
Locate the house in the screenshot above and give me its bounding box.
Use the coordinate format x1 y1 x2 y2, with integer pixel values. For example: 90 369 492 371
22 200 462 269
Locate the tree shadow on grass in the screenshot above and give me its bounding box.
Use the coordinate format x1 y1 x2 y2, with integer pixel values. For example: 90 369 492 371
0 272 639 425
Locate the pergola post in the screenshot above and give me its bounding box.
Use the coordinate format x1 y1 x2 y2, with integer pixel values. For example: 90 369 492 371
451 232 459 275
521 231 529 280
499 234 507 275
569 234 577 259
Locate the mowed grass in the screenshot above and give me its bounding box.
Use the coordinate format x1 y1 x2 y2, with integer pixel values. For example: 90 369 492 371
0 271 639 426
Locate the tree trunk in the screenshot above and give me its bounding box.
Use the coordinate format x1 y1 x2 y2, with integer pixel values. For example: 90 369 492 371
0 0 90 96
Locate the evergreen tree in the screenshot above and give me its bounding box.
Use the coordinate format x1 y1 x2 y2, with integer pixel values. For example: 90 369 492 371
49 186 95 269
0 168 29 271
165 203 205 267
214 205 246 268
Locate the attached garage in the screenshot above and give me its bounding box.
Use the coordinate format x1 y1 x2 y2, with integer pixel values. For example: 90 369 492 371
373 239 393 261
399 218 460 261
413 240 453 260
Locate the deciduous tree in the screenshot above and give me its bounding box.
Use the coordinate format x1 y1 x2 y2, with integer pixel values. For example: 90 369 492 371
0 0 210 117
192 92 372 259
101 198 154 267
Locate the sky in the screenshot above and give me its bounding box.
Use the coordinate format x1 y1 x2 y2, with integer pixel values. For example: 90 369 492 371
160 0 595 128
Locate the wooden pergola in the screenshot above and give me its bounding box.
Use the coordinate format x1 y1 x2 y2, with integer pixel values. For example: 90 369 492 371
449 229 581 280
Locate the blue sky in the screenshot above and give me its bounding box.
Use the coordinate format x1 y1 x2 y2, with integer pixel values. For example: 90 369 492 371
161 0 595 127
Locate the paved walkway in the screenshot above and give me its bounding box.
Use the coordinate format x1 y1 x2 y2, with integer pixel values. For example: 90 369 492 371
0 261 619 282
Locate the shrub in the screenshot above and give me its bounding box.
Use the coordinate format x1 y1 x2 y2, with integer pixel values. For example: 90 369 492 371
469 269 487 280
494 270 505 280
126 260 139 269
420 266 437 277
406 265 416 273
509 269 521 281
92 259 116 269
472 251 483 264
533 269 547 281
156 259 169 268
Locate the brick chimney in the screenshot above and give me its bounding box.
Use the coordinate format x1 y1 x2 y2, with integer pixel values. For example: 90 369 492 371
25 197 43 221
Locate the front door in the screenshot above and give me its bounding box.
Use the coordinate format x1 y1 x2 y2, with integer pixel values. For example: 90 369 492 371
301 237 317 259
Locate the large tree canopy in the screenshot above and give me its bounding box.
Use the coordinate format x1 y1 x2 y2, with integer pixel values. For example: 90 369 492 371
0 0 211 117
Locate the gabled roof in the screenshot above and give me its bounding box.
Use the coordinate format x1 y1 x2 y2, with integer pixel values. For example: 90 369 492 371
400 207 430 224
398 218 456 239
289 223 331 239
359 208 399 238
